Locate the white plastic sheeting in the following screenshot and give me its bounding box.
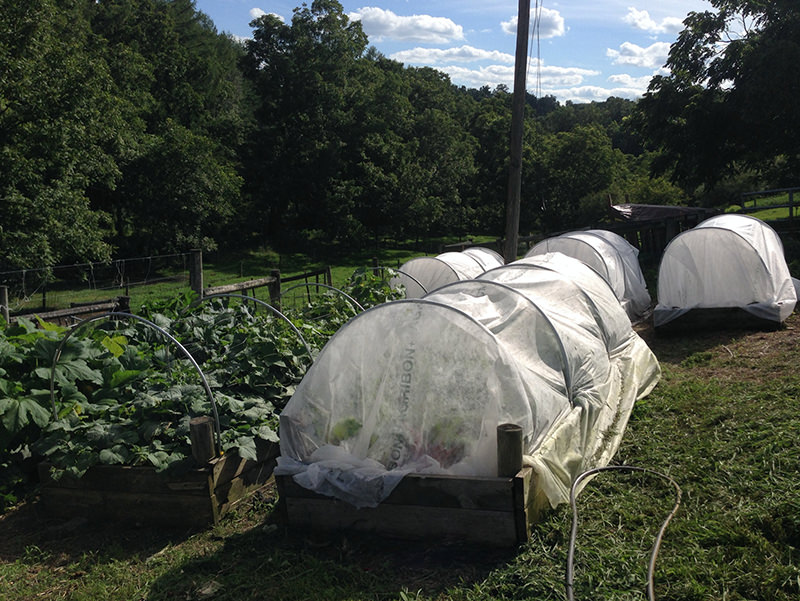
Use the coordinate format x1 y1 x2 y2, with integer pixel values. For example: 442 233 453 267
525 229 651 321
276 252 661 509
654 214 797 327
392 248 504 298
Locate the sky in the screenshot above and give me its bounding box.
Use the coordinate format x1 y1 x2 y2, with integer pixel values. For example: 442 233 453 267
194 0 712 104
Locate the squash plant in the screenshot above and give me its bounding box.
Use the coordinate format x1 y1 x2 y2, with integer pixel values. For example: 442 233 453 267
0 268 399 509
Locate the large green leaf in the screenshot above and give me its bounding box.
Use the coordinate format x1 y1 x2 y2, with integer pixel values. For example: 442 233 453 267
108 369 143 389
231 435 258 461
0 396 52 434
100 335 128 358
99 444 132 466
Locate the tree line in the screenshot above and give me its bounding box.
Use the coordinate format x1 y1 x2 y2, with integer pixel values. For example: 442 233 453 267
1 0 796 272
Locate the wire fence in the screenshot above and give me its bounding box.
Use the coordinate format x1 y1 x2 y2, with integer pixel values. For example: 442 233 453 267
0 253 193 317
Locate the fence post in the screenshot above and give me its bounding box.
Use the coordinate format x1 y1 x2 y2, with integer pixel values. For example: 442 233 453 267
189 249 203 298
268 269 281 310
0 286 8 323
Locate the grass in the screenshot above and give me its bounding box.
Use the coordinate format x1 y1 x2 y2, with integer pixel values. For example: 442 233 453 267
2 311 799 600
727 192 799 222
7 236 500 317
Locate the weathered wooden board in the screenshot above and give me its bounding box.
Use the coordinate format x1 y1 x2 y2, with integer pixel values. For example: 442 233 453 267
276 466 537 547
37 443 279 529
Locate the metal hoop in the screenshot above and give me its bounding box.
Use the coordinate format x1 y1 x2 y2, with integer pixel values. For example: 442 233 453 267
181 293 313 359
279 282 364 314
48 312 222 453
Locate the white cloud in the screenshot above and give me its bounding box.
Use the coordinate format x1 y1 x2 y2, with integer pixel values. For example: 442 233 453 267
349 7 464 43
250 8 284 23
435 61 598 94
501 7 565 38
607 41 670 69
546 84 643 103
390 45 514 65
624 8 683 35
607 72 655 90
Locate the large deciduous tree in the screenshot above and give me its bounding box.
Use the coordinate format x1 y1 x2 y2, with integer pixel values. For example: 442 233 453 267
87 0 247 255
635 0 800 192
0 0 117 269
241 1 368 243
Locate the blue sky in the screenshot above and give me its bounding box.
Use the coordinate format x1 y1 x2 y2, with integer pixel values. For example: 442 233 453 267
194 0 711 103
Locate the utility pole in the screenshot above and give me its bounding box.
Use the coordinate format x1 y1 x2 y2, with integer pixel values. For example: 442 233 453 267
503 0 531 264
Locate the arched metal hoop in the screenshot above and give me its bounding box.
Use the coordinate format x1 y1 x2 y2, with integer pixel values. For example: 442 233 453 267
279 282 365 315
377 266 429 296
182 292 313 359
48 312 222 453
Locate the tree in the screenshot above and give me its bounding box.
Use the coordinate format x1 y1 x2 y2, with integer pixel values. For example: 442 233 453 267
86 0 249 255
634 0 800 192
540 125 617 232
0 0 117 269
241 1 369 243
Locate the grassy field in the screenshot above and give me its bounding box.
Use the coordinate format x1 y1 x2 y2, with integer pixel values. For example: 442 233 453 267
1 309 798 600
728 192 799 222
5 238 498 317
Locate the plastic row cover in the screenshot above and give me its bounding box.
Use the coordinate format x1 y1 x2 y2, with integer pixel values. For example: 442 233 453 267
655 214 798 326
526 229 651 321
392 247 504 298
276 253 660 508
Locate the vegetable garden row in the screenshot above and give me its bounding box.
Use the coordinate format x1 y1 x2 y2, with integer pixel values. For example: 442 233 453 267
0 269 401 513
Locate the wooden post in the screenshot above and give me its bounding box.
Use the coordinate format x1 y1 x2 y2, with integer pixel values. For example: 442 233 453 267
268 269 281 309
117 296 131 313
0 286 8 323
497 423 523 477
503 0 531 264
190 416 216 465
189 249 203 298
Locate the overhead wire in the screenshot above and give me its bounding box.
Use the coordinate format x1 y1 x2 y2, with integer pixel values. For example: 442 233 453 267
565 465 683 601
526 0 543 99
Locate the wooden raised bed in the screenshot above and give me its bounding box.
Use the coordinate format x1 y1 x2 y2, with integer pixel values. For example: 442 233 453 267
38 442 278 529
275 424 548 547
276 466 542 547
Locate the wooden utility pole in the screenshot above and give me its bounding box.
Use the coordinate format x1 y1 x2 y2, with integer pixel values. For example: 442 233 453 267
503 0 531 264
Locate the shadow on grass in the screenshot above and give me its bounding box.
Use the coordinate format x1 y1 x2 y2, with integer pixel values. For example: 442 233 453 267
145 490 518 601
0 498 194 564
634 312 787 366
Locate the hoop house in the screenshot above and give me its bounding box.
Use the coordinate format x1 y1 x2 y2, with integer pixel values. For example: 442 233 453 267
525 229 651 320
277 253 660 510
392 248 504 298
654 214 797 328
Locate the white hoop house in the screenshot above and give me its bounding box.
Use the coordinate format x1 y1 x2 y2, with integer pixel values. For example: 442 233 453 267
654 214 797 328
276 253 660 510
392 248 504 298
525 229 651 321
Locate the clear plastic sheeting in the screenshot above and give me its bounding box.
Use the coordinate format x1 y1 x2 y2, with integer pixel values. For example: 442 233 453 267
654 214 797 327
276 253 660 509
525 229 651 321
392 248 504 299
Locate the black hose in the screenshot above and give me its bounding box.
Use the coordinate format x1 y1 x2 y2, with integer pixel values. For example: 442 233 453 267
565 465 683 601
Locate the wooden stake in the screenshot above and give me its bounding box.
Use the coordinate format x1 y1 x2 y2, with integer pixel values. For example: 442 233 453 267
497 423 523 477
190 416 216 465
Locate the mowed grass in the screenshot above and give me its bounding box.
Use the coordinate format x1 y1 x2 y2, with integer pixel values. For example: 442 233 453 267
728 192 799 222
8 239 482 316
1 314 799 600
